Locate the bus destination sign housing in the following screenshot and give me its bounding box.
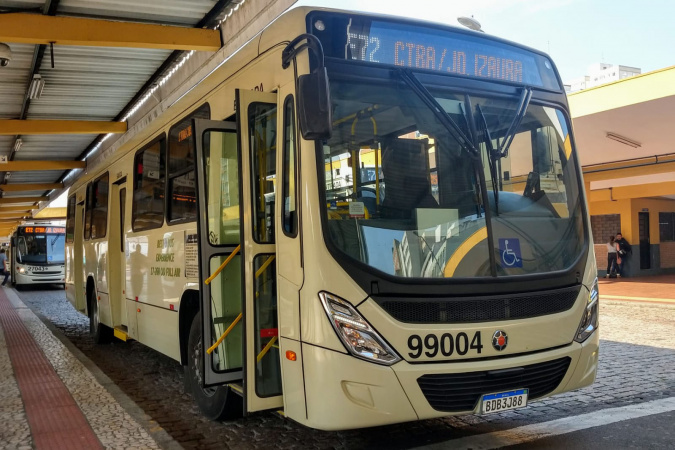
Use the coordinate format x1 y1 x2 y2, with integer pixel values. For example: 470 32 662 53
309 13 562 91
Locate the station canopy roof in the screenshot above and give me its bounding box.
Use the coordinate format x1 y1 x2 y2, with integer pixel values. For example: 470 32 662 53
0 0 244 231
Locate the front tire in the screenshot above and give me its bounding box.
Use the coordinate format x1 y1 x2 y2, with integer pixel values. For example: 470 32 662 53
185 314 242 420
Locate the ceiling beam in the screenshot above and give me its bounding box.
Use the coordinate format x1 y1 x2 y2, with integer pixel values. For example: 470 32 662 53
0 207 33 212
1 183 63 192
0 13 222 51
0 119 126 135
0 161 86 171
0 197 48 204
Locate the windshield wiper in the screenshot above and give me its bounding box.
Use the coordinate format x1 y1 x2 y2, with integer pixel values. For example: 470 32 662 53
397 69 480 159
476 104 500 216
399 68 498 275
494 87 532 159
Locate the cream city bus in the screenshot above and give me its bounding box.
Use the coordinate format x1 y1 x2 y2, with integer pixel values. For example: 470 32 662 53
65 7 599 430
11 224 66 288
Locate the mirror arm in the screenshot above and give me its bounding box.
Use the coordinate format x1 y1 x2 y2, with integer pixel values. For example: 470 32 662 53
282 33 326 70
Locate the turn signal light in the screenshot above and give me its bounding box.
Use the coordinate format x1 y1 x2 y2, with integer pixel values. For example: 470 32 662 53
286 351 297 361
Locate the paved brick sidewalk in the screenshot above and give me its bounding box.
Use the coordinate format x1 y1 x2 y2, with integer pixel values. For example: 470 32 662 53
0 287 163 450
599 274 675 300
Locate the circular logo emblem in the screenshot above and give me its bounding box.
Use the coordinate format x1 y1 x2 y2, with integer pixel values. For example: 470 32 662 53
492 330 508 351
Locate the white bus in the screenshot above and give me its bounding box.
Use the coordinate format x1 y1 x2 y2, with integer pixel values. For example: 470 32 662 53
65 7 599 430
11 224 66 288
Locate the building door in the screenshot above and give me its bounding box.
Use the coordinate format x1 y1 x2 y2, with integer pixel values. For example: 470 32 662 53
639 212 650 270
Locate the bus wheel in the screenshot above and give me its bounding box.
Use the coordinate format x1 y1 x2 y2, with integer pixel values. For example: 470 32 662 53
186 314 242 420
89 293 112 344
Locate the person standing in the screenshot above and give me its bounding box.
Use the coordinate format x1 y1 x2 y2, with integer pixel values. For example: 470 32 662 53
606 236 618 278
0 248 9 286
615 232 632 277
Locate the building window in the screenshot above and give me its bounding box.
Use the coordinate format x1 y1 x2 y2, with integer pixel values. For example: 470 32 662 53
133 136 166 231
659 212 675 242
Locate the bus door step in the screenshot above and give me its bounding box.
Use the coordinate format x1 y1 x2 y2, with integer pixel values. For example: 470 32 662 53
113 326 129 342
228 383 244 396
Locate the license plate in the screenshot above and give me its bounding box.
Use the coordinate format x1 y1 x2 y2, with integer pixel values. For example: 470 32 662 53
481 389 528 414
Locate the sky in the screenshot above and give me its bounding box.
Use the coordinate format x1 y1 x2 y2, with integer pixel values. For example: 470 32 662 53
296 0 675 82
49 0 674 208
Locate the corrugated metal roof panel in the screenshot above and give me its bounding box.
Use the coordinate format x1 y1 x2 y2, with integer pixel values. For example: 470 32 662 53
7 170 65 184
58 0 220 25
28 46 171 120
0 0 232 217
14 135 94 161
0 43 34 119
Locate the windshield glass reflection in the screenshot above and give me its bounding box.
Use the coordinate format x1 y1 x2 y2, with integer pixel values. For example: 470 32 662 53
322 74 584 278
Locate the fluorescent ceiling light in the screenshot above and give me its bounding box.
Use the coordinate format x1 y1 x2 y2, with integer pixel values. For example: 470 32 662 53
606 132 641 148
13 138 22 152
28 74 45 100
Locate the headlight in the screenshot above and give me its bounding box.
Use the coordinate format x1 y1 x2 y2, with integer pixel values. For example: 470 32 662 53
319 292 401 365
575 277 599 343
18 267 25 274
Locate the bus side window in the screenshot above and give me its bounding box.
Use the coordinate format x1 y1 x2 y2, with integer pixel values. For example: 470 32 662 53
249 102 277 243
167 103 210 224
91 173 109 239
282 95 297 237
132 136 166 231
84 183 92 240
66 195 76 243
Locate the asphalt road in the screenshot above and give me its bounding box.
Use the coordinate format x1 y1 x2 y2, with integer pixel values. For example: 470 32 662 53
15 285 675 449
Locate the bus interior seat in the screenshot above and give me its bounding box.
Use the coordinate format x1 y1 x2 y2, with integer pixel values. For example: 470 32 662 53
381 138 437 219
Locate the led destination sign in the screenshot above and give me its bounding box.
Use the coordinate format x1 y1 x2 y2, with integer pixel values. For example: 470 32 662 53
21 226 65 234
320 16 560 90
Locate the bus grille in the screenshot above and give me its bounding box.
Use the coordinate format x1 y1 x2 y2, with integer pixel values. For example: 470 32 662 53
376 286 580 323
417 357 571 412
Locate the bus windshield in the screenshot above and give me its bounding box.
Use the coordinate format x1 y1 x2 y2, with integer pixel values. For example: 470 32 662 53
321 73 585 278
17 232 66 265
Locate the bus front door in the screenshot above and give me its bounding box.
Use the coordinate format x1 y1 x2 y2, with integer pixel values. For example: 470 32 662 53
236 89 284 412
194 119 244 388
194 89 284 413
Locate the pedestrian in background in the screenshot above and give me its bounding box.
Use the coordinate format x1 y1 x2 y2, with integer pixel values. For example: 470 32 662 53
0 248 9 286
606 235 618 278
615 232 632 278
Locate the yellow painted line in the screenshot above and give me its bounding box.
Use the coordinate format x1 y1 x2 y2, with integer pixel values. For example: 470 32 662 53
443 227 488 277
601 294 675 305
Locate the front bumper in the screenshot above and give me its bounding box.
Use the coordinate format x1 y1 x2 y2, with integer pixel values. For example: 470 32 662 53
300 330 598 430
15 271 65 285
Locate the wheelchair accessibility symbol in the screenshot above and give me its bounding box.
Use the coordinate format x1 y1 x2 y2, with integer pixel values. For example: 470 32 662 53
499 238 522 268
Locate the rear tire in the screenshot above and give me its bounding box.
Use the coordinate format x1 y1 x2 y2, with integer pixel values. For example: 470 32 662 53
185 314 242 420
89 291 113 344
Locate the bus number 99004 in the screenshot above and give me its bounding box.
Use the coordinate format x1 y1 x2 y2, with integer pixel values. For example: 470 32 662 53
407 331 483 359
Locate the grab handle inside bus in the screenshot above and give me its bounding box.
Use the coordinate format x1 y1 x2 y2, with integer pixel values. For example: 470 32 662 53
204 245 240 285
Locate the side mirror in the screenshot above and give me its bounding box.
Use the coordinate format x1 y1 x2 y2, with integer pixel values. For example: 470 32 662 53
297 67 332 141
